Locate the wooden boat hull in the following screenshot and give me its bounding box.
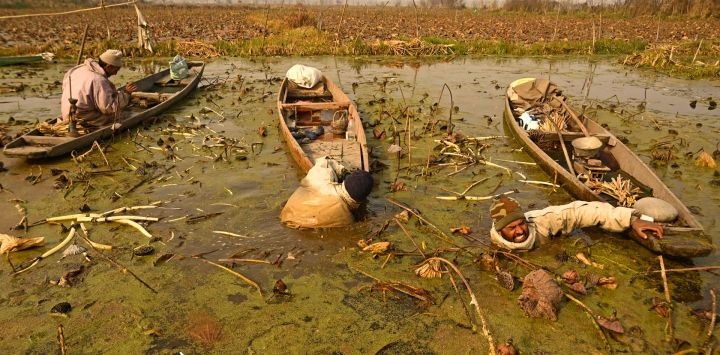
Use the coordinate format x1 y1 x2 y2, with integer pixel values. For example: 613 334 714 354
277 77 369 174
503 80 713 257
0 55 45 66
3 62 205 159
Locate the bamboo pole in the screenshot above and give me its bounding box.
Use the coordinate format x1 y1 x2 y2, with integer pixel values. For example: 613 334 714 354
554 96 590 137
551 119 576 176
76 24 89 66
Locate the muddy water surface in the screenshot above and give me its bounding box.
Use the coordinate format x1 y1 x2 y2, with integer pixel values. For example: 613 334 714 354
1 57 719 353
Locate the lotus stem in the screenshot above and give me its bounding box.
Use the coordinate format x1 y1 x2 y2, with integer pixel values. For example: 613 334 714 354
79 223 112 250
112 219 152 238
197 258 263 298
13 227 76 275
212 231 251 238
424 257 496 355
100 205 158 217
46 213 101 222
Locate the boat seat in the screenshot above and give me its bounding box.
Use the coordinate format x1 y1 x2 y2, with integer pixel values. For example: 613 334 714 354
282 101 351 111
3 146 51 158
286 80 332 100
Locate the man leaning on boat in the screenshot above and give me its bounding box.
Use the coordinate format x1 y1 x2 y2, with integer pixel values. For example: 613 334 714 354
281 157 373 229
489 196 664 250
59 49 137 133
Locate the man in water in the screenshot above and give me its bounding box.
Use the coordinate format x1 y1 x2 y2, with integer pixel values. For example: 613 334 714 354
489 196 663 250
281 157 373 229
60 49 137 132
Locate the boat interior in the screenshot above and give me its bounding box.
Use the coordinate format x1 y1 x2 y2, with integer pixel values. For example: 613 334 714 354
281 79 364 171
507 79 695 229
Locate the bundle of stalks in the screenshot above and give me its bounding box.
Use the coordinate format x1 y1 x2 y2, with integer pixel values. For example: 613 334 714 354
36 120 87 137
176 40 220 58
589 175 641 207
538 110 568 132
377 38 455 56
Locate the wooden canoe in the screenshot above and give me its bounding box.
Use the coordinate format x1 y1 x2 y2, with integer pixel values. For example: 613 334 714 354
503 78 713 257
277 76 369 174
0 53 53 66
3 61 205 159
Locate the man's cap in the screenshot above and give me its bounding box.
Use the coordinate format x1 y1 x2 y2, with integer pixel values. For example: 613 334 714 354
343 171 373 202
489 196 525 231
99 49 124 68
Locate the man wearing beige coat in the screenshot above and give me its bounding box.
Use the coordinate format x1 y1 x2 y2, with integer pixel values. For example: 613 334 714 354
281 157 373 229
60 49 137 132
489 196 664 250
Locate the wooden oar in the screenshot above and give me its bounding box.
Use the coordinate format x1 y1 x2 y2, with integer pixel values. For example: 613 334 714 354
554 96 590 137
550 119 576 177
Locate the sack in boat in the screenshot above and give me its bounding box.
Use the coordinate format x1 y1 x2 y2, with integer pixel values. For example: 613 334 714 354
330 110 349 135
286 64 323 89
633 197 678 223
169 55 189 80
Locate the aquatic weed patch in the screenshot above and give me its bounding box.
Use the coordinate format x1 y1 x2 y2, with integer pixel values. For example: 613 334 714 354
622 40 720 79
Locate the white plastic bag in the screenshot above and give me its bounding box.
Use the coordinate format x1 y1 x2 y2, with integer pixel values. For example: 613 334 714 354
169 55 188 80
519 112 539 131
285 64 323 88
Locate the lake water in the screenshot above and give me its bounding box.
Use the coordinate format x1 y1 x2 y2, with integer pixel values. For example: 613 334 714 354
1 56 718 353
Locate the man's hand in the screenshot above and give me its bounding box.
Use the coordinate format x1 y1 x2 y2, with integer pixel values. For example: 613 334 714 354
125 83 138 93
631 219 663 239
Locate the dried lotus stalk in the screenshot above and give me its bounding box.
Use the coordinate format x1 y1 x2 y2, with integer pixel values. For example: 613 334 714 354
362 241 390 255
596 176 641 207
415 259 443 278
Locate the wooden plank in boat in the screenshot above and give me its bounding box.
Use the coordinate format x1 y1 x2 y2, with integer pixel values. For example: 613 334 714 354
22 135 75 146
281 101 351 111
286 80 331 100
3 145 50 157
154 78 193 87
303 138 363 171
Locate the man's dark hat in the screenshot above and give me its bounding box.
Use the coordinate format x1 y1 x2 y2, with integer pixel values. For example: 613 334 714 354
343 171 373 202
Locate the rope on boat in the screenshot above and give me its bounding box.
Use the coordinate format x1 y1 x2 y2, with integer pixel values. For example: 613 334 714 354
0 0 136 20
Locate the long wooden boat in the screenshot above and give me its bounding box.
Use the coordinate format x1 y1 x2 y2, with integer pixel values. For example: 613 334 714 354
503 78 713 257
277 76 369 174
3 61 204 159
0 53 54 66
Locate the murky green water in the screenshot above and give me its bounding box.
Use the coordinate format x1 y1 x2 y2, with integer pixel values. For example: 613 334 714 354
1 57 718 353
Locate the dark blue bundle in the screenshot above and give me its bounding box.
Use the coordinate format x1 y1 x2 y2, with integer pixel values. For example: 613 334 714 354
305 131 319 140
291 131 305 139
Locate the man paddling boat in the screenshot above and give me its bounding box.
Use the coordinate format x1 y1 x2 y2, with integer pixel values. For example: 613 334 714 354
59 49 137 133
